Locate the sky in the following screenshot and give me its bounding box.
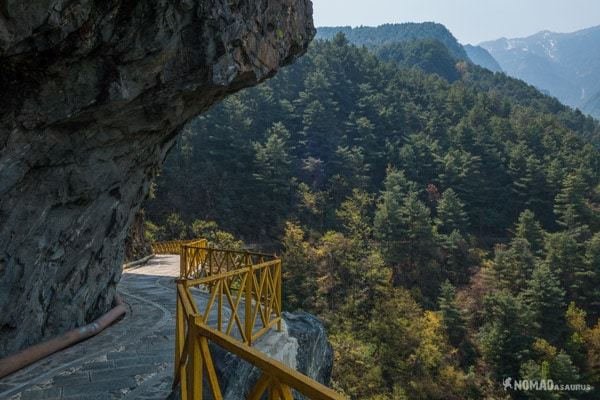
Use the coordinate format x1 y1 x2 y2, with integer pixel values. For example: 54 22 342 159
311 0 600 44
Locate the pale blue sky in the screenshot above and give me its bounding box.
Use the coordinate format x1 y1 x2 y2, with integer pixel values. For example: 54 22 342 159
312 0 600 44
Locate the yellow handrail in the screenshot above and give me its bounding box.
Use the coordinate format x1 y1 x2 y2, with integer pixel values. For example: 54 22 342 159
174 281 345 400
151 239 208 255
180 248 282 346
180 245 277 279
171 242 345 400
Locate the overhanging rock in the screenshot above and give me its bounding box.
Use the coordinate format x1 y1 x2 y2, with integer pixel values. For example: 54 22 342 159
0 0 314 357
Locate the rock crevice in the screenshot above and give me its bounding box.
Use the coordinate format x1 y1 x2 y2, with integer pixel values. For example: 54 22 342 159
0 0 314 357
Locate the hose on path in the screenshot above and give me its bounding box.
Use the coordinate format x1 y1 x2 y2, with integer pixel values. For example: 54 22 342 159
0 293 128 379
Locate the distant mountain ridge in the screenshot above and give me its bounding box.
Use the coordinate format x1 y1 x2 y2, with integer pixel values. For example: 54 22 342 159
314 22 599 145
463 45 502 73
316 22 469 60
585 90 600 118
480 25 600 118
375 39 462 82
317 23 507 76
316 22 600 120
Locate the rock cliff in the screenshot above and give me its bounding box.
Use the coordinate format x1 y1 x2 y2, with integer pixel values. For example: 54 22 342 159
0 0 314 357
123 211 152 263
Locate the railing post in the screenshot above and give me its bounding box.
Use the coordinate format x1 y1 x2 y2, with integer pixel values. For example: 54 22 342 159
175 284 190 400
174 287 185 386
245 262 254 346
180 245 187 278
217 280 222 332
277 260 282 332
190 324 202 400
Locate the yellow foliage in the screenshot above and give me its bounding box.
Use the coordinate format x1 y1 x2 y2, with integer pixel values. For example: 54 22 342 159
585 320 600 378
412 311 446 370
566 302 587 334
329 332 386 399
532 338 558 359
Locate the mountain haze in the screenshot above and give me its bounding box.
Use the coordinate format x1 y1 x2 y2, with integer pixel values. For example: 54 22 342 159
481 25 600 118
584 89 600 118
463 44 502 73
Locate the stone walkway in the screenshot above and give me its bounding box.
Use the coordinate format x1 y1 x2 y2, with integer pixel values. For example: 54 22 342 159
0 256 182 400
0 255 300 400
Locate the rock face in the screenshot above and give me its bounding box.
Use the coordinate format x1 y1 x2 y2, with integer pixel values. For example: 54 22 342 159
282 312 333 386
123 211 152 263
169 312 333 399
0 0 314 357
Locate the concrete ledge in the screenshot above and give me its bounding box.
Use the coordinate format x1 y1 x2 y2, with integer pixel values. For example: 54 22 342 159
123 254 155 270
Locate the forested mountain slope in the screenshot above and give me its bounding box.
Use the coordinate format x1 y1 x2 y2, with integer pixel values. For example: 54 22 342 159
317 22 469 59
317 23 600 139
374 39 462 82
145 35 600 399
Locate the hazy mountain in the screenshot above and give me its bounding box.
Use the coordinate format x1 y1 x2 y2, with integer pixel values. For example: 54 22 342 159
464 44 502 73
584 90 600 119
316 22 469 60
481 25 600 117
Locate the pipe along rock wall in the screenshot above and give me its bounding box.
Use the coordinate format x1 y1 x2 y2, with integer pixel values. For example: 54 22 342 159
0 0 314 357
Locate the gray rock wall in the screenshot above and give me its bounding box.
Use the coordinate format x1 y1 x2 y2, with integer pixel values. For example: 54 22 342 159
124 211 152 263
0 0 314 357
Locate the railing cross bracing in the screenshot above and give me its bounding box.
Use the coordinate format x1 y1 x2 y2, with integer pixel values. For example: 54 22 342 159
152 239 345 400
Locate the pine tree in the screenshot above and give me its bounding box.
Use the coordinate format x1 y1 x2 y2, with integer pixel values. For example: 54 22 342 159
479 291 534 379
374 169 439 301
554 171 590 235
375 187 432 265
582 233 600 319
253 122 295 237
508 143 550 221
521 340 580 394
545 232 586 306
522 262 567 343
438 281 475 366
435 188 469 235
336 189 375 246
439 230 472 285
438 281 466 347
374 169 417 264
328 146 369 221
397 132 440 185
492 238 536 293
513 209 545 255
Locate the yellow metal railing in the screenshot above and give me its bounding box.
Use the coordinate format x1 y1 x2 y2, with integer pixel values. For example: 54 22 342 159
172 243 345 400
175 282 344 400
182 258 281 346
180 244 275 279
151 239 208 255
180 245 282 346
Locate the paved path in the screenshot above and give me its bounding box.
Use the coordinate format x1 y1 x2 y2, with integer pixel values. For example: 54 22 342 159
0 256 182 400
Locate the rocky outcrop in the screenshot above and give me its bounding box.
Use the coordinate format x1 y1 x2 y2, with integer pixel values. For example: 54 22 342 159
124 210 152 263
0 0 314 357
169 312 333 399
283 312 333 387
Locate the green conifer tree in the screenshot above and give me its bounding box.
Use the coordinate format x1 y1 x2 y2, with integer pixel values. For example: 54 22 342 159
514 209 545 255
522 262 567 343
436 188 469 235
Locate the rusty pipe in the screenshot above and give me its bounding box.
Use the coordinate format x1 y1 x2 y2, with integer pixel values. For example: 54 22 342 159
0 293 128 379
